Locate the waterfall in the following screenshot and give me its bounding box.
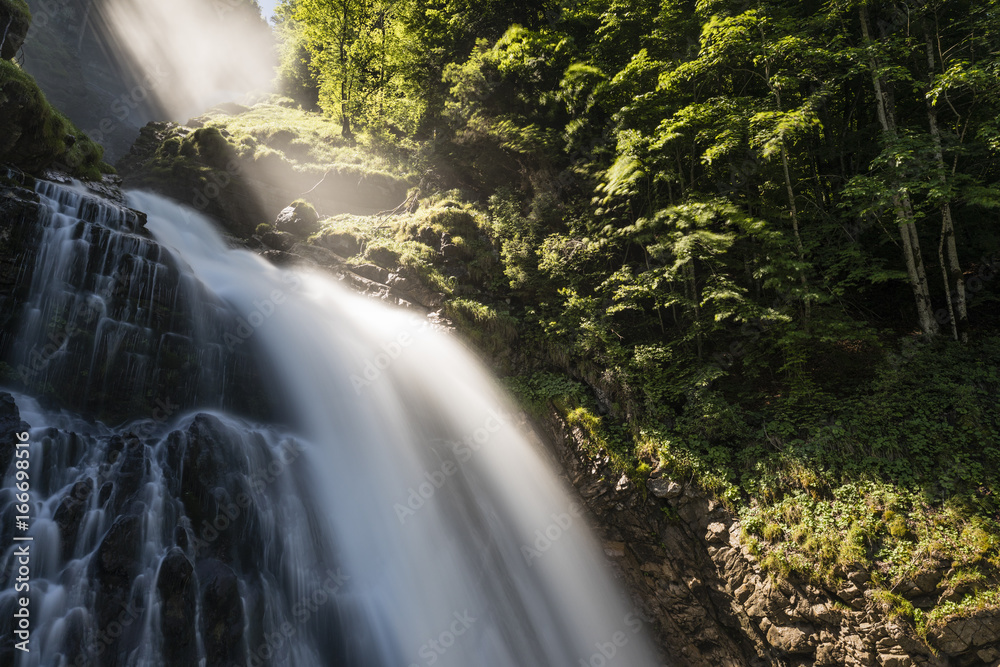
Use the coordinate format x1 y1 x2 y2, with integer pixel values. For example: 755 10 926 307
0 181 659 666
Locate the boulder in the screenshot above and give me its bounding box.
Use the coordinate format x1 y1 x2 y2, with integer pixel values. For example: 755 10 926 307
368 245 400 268
704 522 728 543
766 624 813 654
157 548 198 664
351 263 390 284
316 230 361 257
648 477 684 499
878 653 912 667
197 559 247 667
927 611 1000 655
261 230 296 251
274 199 319 237
54 479 94 560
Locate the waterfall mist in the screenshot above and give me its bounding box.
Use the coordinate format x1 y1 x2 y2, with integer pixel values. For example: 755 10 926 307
95 0 276 121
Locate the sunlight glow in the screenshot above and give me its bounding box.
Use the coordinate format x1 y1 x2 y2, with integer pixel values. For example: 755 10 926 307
97 0 276 121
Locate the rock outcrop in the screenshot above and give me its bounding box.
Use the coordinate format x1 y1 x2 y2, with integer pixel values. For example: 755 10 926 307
2 5 111 179
116 116 412 238
539 411 1000 667
0 0 31 61
0 170 41 338
0 391 29 477
19 0 156 160
274 199 320 237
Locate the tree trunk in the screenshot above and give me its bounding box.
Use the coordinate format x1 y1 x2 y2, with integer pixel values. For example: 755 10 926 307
924 22 968 341
687 261 703 360
860 4 938 337
339 0 354 139
774 88 811 331
764 39 811 331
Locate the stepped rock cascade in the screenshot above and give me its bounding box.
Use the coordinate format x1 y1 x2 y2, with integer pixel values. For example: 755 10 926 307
0 181 660 666
1 181 267 421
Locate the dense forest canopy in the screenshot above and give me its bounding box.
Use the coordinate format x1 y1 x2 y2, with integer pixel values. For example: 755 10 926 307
263 0 1000 594
274 0 1000 338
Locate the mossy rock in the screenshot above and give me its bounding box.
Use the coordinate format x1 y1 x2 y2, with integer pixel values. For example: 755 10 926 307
0 0 31 61
274 198 319 237
315 230 362 257
0 61 111 179
367 245 401 269
181 127 236 170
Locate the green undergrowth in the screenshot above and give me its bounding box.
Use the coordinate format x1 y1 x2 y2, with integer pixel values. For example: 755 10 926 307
470 280 1000 630
740 483 1000 587
925 588 1000 629
189 96 413 178
443 298 518 358
312 194 500 295
504 371 640 477
328 195 1000 619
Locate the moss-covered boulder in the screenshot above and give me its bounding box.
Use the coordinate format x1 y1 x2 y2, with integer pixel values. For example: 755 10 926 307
117 122 267 237
274 198 319 237
0 60 111 179
0 0 31 61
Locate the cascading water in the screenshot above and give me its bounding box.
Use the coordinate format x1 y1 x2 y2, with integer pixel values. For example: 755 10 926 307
1 180 660 666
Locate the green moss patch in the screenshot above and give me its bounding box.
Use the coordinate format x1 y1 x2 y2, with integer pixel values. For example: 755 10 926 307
189 96 411 178
0 61 111 180
311 196 499 295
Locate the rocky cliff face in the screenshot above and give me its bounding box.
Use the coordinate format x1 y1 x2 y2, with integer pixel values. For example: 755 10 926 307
0 392 329 665
0 174 272 422
538 412 1000 667
20 0 157 161
0 169 41 337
